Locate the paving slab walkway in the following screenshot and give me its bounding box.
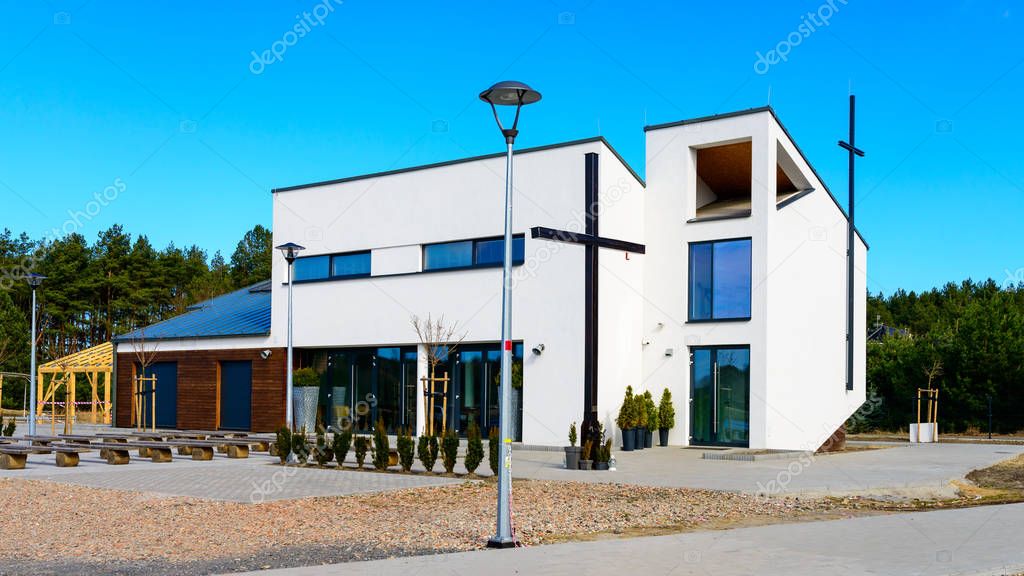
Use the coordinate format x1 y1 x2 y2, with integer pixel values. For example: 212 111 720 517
511 442 1024 498
0 452 461 502
225 502 1024 576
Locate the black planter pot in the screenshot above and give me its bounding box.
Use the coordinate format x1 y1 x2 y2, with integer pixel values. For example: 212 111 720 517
621 428 635 451
644 429 653 448
658 428 669 447
594 461 609 471
635 427 646 450
579 459 593 470
564 446 581 470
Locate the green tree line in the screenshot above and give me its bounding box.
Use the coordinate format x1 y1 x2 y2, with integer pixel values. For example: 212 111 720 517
0 224 271 408
860 279 1024 434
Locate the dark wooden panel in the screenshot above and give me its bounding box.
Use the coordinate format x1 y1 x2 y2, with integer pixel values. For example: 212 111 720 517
115 347 286 432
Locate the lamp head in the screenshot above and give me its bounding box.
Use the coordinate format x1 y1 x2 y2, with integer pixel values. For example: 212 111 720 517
478 81 542 107
25 273 46 288
479 81 542 142
275 242 305 264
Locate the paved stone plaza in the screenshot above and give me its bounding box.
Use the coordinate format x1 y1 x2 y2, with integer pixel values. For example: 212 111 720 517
2 438 1021 502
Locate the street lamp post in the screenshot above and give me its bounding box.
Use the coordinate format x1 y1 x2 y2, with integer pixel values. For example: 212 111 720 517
479 80 541 549
25 273 46 436
275 242 305 433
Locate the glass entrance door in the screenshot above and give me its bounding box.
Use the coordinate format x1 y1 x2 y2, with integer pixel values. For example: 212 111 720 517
689 346 750 447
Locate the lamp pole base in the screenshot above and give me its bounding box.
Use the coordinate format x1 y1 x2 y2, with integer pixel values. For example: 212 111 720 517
486 537 517 549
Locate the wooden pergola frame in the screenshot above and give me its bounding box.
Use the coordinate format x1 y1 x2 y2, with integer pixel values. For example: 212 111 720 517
37 342 113 431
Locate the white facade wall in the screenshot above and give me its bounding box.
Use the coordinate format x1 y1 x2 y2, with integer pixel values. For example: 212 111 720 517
270 139 638 445
764 128 867 450
643 110 866 450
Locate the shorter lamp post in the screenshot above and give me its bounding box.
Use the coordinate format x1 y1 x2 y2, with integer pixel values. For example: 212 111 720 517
25 273 46 436
275 242 304 432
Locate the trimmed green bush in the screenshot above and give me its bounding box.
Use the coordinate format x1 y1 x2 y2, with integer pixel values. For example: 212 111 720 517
292 428 309 464
568 421 577 447
372 418 390 470
658 388 676 429
292 367 321 387
643 390 659 430
275 426 291 465
488 426 499 476
464 421 483 475
397 428 414 472
332 427 352 467
354 435 370 468
417 432 438 473
2 418 16 437
314 427 333 466
441 428 459 474
616 386 637 430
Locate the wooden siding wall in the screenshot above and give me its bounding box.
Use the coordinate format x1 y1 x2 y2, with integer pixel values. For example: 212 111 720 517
114 347 286 432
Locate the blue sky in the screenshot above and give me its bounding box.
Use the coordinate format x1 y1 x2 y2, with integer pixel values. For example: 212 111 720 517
1 0 1022 295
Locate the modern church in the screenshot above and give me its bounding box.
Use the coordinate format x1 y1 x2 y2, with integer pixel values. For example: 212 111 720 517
114 106 868 451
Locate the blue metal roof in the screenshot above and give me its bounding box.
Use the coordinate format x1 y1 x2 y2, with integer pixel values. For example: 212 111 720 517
114 280 272 342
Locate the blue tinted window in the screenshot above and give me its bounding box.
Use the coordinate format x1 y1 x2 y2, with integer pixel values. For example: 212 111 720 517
293 255 329 281
689 243 713 320
332 252 370 277
688 239 751 320
474 236 525 266
713 240 751 318
424 241 473 270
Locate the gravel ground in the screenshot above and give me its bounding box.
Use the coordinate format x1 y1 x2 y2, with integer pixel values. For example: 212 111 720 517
0 476 852 575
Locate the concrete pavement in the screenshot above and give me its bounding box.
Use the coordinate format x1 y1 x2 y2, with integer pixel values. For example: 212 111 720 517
511 442 1024 498
226 502 1024 576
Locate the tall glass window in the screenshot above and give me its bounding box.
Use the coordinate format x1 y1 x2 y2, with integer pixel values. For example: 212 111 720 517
688 239 751 321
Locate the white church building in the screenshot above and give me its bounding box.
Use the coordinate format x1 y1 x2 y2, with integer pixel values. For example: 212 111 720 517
115 106 867 451
269 105 867 450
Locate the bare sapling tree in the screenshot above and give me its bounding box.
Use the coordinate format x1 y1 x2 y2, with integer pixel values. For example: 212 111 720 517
410 314 466 373
924 359 943 390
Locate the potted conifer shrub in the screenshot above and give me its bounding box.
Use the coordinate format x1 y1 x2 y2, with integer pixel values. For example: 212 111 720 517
595 439 611 470
579 438 593 470
617 386 637 451
658 388 675 447
292 367 321 434
635 391 648 450
643 391 658 449
564 421 581 470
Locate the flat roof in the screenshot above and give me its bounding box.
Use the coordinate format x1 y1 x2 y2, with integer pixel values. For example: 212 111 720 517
272 136 645 193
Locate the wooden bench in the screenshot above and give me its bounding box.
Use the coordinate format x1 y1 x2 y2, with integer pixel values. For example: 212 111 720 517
64 442 138 465
0 445 44 469
164 438 252 459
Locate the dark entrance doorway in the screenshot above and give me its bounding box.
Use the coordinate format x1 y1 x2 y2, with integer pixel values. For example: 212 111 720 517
219 360 252 431
139 362 177 429
690 346 750 447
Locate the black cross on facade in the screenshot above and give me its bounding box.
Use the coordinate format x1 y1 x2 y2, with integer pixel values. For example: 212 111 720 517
838 94 865 391
530 152 645 447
